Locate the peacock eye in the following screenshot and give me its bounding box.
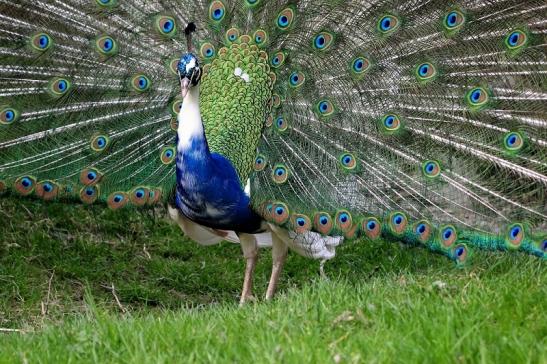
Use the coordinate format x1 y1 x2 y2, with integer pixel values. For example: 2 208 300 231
378 14 400 34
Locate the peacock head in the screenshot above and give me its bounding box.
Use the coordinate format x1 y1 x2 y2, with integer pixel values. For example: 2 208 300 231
177 52 202 98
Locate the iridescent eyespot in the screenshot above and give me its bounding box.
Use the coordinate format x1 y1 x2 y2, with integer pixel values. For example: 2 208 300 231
48 77 71 96
95 35 117 56
171 97 183 116
200 42 216 59
147 188 163 206
377 14 400 34
312 31 334 51
226 28 240 43
291 214 311 234
130 186 149 206
272 164 288 184
209 1 226 22
270 51 286 68
289 71 305 88
90 135 110 152
503 131 524 152
362 217 381 240
160 147 175 164
276 7 295 30
31 33 52 51
36 180 59 200
15 175 36 196
422 160 441 178
452 244 469 265
415 62 437 82
313 212 333 235
245 0 259 6
80 168 103 185
506 223 525 248
466 87 490 109
107 191 128 210
443 10 465 32
80 185 100 204
335 210 353 233
275 116 288 132
505 29 528 51
155 15 176 37
253 29 268 46
254 155 267 171
351 56 371 76
539 239 547 253
0 106 20 125
131 74 151 92
271 202 289 224
439 225 457 248
381 114 402 132
96 0 117 7
388 212 407 235
315 99 335 117
339 153 357 170
167 58 180 75
265 114 273 127
413 220 432 243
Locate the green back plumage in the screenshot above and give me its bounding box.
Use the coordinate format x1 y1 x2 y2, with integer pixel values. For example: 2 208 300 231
0 0 545 262
201 39 273 183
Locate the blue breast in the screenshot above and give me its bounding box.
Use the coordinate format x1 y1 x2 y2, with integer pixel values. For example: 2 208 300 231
174 135 263 233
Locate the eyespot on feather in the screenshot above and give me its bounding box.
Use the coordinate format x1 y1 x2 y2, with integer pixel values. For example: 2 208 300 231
14 176 36 196
452 244 470 265
272 164 289 184
107 191 129 210
422 160 441 179
415 62 437 83
442 9 465 33
90 135 110 152
226 28 240 43
35 180 59 201
270 51 286 68
505 29 528 51
0 106 20 125
200 42 216 60
388 211 407 235
339 153 357 171
147 188 163 206
289 71 305 88
80 185 100 204
413 220 432 243
377 14 400 34
130 186 150 206
253 29 268 47
350 56 371 77
335 210 353 233
381 114 402 133
160 147 176 165
96 0 117 7
312 31 334 51
209 1 226 23
48 77 71 97
254 154 267 171
155 15 177 37
171 97 183 116
505 223 525 248
313 212 333 235
95 35 118 56
291 214 312 234
275 116 288 132
271 202 289 224
503 131 524 153
80 168 103 185
439 225 457 248
131 74 151 92
276 7 295 30
466 87 490 110
30 32 52 51
362 217 382 240
315 99 335 117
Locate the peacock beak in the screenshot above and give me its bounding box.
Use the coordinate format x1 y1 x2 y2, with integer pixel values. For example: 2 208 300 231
179 77 190 99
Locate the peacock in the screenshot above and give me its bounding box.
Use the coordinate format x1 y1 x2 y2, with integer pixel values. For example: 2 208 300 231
0 0 545 304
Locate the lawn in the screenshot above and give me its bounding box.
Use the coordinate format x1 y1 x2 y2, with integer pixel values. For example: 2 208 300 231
0 196 545 363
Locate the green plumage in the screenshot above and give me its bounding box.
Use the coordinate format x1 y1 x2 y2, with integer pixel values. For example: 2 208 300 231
0 0 545 263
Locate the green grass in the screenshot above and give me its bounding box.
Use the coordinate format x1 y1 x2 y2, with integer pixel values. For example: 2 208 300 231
0 196 545 363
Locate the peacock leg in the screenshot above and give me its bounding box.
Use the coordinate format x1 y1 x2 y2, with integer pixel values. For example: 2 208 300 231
265 233 288 300
238 233 258 305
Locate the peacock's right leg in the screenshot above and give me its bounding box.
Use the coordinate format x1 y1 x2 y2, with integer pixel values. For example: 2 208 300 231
265 233 288 300
238 233 258 305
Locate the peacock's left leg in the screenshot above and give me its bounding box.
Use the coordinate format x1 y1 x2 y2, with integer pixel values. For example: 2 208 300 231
238 233 258 305
265 232 288 300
